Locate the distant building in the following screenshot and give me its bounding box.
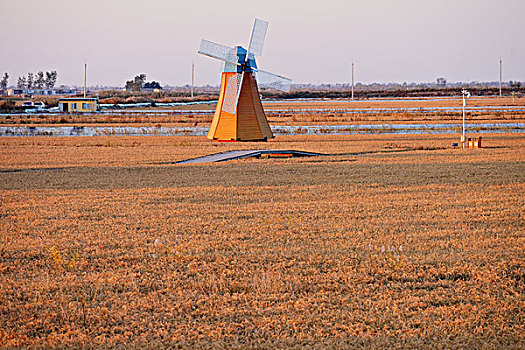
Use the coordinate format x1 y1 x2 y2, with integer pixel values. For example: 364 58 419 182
58 98 99 112
143 81 162 92
7 88 24 96
142 87 163 92
8 88 79 96
35 88 79 95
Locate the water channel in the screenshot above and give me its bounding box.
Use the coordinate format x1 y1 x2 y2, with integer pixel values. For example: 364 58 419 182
1 123 522 137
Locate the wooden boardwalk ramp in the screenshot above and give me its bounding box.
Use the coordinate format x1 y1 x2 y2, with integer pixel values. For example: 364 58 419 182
177 149 326 164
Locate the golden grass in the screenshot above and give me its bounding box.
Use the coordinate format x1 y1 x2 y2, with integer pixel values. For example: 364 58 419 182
263 96 525 110
1 96 524 127
147 96 525 110
0 133 524 348
0 134 523 170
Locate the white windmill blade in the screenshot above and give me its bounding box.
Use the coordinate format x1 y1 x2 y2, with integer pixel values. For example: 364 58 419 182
254 69 292 92
221 73 243 114
248 18 268 57
198 39 241 67
233 71 245 111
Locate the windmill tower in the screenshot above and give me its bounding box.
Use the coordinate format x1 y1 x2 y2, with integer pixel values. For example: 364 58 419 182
198 19 291 141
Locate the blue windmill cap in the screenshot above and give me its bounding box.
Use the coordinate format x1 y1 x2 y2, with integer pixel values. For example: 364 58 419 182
235 46 257 72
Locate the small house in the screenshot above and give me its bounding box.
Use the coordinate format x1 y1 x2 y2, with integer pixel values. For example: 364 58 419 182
7 88 24 96
58 98 98 112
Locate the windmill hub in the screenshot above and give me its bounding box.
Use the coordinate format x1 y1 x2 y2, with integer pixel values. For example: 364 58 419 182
235 46 257 72
223 46 257 73
198 19 291 142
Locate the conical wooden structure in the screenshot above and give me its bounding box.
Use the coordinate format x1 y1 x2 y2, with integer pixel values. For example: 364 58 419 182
199 19 291 141
208 72 273 142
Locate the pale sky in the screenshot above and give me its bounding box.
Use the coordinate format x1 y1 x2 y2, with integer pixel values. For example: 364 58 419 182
1 0 524 87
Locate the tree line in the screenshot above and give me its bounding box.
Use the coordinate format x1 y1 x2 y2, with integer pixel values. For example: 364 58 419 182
0 71 58 90
125 74 162 91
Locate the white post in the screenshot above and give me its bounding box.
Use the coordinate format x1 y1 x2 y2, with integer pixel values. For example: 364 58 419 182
462 93 466 149
461 90 470 149
499 58 502 97
84 61 87 99
351 61 354 100
191 62 194 98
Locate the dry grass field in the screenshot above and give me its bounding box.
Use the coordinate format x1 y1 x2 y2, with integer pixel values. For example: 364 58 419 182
1 133 524 348
1 96 524 127
263 96 525 110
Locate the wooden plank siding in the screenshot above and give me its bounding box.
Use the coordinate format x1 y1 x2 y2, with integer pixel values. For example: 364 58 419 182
207 72 273 141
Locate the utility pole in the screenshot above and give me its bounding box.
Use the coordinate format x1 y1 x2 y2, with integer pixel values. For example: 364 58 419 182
499 58 502 97
84 61 87 98
461 90 470 149
191 62 194 98
351 60 354 100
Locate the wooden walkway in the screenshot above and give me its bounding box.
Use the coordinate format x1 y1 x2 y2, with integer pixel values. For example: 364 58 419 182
177 149 326 164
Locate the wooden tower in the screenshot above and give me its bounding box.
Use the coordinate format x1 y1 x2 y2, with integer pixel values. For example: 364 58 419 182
198 19 291 142
208 72 272 141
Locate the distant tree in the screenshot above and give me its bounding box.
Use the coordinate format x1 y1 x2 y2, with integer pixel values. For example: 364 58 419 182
35 71 44 89
125 74 147 92
44 71 58 88
0 73 8 90
51 71 58 87
45 72 52 88
135 74 146 87
27 72 34 89
50 70 58 87
436 77 447 86
17 76 26 89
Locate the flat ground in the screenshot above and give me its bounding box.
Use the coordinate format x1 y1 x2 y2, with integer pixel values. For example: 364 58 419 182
1 132 524 348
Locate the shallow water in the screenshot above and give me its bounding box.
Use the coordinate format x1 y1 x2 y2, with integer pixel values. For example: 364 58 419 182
98 100 216 109
3 104 524 118
1 123 522 137
4 94 525 117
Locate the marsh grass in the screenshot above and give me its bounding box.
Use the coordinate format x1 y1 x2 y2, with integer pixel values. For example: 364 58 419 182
0 134 524 348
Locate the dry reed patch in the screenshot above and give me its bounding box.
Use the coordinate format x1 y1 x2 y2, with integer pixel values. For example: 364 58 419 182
1 148 524 348
2 111 522 127
0 134 523 170
263 96 525 110
2 96 524 127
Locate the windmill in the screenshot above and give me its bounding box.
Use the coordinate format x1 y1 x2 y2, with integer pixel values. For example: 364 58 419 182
198 18 291 141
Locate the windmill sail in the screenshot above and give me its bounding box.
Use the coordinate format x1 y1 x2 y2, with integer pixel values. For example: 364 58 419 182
231 18 269 111
233 72 245 113
222 73 243 114
198 39 240 66
248 18 268 57
255 69 292 92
